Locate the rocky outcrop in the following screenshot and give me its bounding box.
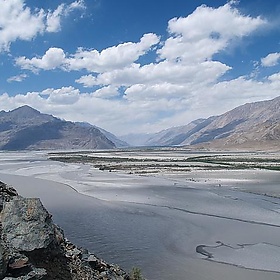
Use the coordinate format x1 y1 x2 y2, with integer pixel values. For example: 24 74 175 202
0 181 129 280
2 198 59 252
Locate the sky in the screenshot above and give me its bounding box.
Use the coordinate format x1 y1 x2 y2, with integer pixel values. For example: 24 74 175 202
1 0 280 136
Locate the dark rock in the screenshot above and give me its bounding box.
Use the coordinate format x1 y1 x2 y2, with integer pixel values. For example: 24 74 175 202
0 182 18 199
8 254 29 270
1 197 58 252
0 182 18 211
3 267 47 279
0 241 8 279
25 248 72 280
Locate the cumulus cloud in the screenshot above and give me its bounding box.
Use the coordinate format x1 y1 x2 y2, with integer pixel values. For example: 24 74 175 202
158 2 266 62
0 0 85 52
0 0 45 51
267 72 280 87
16 33 160 73
40 86 80 104
123 83 190 101
94 86 120 99
261 52 280 67
66 33 160 72
16 48 66 72
76 60 231 88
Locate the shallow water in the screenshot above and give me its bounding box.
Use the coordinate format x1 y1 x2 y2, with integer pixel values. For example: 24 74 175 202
0 151 280 280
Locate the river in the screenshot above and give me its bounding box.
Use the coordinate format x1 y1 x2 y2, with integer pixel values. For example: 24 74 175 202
0 151 280 280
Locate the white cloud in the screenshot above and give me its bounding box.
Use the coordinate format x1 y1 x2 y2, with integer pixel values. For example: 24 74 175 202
0 0 86 52
261 52 280 67
16 48 66 72
40 86 80 104
94 86 120 99
75 74 97 88
268 72 280 82
158 2 266 62
16 33 160 73
7 73 28 83
46 0 86 32
1 72 280 135
0 0 45 51
267 73 280 91
76 60 231 89
66 0 86 13
65 33 160 72
46 4 66 33
123 83 190 102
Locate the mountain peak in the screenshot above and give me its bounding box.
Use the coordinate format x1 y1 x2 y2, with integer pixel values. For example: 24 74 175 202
10 105 41 117
1 105 56 126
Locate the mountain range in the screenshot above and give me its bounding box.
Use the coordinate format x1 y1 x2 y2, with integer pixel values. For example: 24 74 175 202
0 96 279 151
0 106 118 150
121 96 280 150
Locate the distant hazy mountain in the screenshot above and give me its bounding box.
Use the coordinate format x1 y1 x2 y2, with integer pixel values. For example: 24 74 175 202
143 96 280 149
0 106 115 150
144 119 210 146
76 122 129 148
118 133 153 147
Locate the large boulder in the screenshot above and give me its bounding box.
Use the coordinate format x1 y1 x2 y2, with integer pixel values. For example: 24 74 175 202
1 197 57 252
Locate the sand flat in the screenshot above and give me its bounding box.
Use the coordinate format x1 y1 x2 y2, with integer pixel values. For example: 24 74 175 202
0 150 279 280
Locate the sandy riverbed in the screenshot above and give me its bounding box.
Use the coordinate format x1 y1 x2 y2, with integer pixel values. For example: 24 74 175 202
0 150 279 280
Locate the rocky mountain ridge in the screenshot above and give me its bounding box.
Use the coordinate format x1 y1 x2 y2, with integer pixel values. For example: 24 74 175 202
142 96 280 150
75 122 129 148
0 106 116 150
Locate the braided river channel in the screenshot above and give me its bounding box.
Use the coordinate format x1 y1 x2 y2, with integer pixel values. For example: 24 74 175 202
0 150 280 280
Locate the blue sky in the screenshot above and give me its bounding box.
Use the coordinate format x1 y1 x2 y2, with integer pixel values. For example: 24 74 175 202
1 0 280 135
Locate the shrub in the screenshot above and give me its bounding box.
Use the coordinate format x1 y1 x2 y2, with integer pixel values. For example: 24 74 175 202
130 267 145 280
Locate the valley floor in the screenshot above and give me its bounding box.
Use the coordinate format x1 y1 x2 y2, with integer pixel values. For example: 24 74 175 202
0 149 280 280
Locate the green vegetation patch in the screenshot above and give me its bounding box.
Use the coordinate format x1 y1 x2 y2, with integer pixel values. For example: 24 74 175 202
49 152 280 172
